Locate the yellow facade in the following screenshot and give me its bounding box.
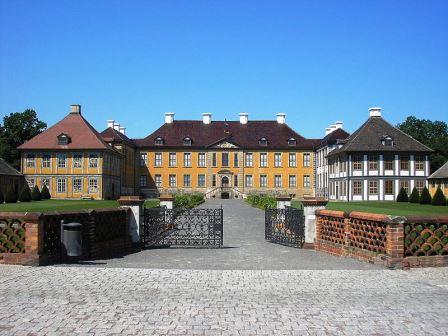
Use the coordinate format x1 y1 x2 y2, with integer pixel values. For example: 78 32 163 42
429 179 448 198
108 143 136 195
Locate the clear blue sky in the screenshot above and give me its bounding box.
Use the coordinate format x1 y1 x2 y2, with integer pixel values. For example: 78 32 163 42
1 0 447 139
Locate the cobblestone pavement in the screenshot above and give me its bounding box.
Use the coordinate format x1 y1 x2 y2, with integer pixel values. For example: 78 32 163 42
89 199 378 270
0 265 447 335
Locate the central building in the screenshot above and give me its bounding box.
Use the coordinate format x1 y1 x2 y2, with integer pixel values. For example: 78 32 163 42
135 112 317 199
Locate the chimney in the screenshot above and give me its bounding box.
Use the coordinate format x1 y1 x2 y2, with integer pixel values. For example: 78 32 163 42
369 107 382 117
165 112 174 124
119 126 126 135
276 113 286 124
239 113 248 124
334 121 343 129
329 124 337 133
113 122 120 131
325 127 332 135
107 120 115 128
202 112 212 125
70 104 81 114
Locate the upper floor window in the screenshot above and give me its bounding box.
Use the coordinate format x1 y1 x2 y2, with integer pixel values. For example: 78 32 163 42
234 153 239 167
288 153 297 167
222 153 229 167
381 136 394 147
245 153 253 167
274 153 282 167
154 153 163 167
352 155 362 170
73 153 83 168
89 154 98 168
212 153 217 167
288 138 297 146
400 156 409 171
42 154 51 168
415 155 425 171
154 137 164 145
184 153 191 167
198 153 206 167
57 133 71 145
258 137 268 146
169 153 176 167
26 154 35 168
57 154 67 168
183 137 192 146
140 153 148 167
303 153 311 167
368 155 378 170
260 153 268 167
384 156 394 171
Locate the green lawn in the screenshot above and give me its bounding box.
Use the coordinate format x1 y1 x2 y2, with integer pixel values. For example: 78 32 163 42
0 199 160 212
292 200 448 216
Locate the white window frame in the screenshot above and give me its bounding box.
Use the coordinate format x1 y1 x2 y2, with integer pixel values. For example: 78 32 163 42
183 174 191 187
274 175 282 187
183 153 191 167
198 153 206 167
154 153 163 167
260 153 268 167
169 174 177 187
288 153 297 167
89 153 98 168
73 177 82 193
155 174 162 187
57 154 67 168
289 175 297 188
42 154 51 168
57 178 67 193
245 175 253 187
274 153 282 167
140 152 148 167
88 177 98 193
169 153 177 167
198 174 206 187
73 153 83 168
245 153 253 167
303 153 311 167
260 174 267 187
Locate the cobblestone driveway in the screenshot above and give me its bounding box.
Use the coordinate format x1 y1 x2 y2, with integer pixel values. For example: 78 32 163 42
0 265 447 335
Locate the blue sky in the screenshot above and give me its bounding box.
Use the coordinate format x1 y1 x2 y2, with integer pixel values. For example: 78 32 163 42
0 0 447 139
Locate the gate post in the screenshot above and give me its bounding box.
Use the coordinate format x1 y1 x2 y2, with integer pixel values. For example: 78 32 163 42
301 199 328 249
276 195 292 209
159 194 174 209
118 196 145 244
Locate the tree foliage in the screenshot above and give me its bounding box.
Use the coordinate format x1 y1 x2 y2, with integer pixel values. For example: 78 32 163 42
5 189 18 203
0 109 47 170
31 185 42 201
396 188 409 202
431 187 446 206
41 185 51 200
397 116 448 173
409 187 420 203
0 189 4 204
419 187 432 205
19 185 32 202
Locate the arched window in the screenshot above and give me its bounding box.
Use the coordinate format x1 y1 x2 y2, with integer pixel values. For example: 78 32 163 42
154 137 164 145
288 138 297 146
258 137 268 146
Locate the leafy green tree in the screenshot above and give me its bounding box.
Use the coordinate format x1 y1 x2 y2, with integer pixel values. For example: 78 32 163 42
41 185 51 199
31 185 42 201
5 189 17 203
431 187 446 206
396 187 409 202
409 187 420 203
0 109 47 170
419 187 432 205
19 185 32 202
397 116 448 173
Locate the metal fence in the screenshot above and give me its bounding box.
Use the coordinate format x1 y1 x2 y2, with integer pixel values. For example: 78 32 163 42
265 207 305 248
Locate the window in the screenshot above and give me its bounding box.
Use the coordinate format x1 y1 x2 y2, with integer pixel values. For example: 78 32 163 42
415 156 425 171
57 154 67 168
274 175 282 187
288 153 297 167
140 153 148 167
183 174 191 187
415 180 425 193
245 153 253 167
222 153 229 167
385 180 394 195
288 138 297 146
303 153 311 167
155 175 162 187
26 178 35 188
42 154 51 168
400 157 409 171
57 178 66 193
169 153 176 167
260 153 268 167
183 137 192 146
140 175 147 187
183 153 191 167
198 174 206 187
212 174 216 187
212 153 217 166
260 175 267 187
41 178 50 188
400 180 409 193
89 154 98 168
26 154 35 168
154 137 164 145
245 175 253 187
169 174 176 187
58 134 70 145
369 180 378 195
368 155 378 170
384 156 394 171
382 136 394 147
234 175 238 187
289 175 297 188
154 153 162 167
198 153 206 167
353 181 362 195
73 178 82 193
352 155 362 170
259 137 268 146
274 153 282 167
73 153 82 168
303 175 310 188
234 153 239 167
88 178 98 193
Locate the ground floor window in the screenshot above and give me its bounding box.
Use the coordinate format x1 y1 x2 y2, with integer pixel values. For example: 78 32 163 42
41 178 50 188
198 174 206 187
140 175 147 187
415 180 425 193
234 175 238 187
212 174 216 187
245 175 253 187
274 175 282 188
155 174 162 187
369 180 378 195
289 175 296 188
73 178 82 193
183 174 191 187
341 181 346 196
400 180 409 193
57 178 66 193
89 178 98 193
352 180 362 196
169 174 176 187
303 175 310 188
385 180 394 195
260 175 267 187
26 178 35 188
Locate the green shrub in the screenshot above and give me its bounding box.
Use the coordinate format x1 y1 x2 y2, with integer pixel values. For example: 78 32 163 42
5 189 18 203
0 189 4 204
246 193 277 209
431 187 446 206
41 185 51 199
409 187 420 203
173 193 205 209
174 194 190 208
419 187 432 205
19 185 32 202
396 187 409 202
31 185 42 201
190 193 205 207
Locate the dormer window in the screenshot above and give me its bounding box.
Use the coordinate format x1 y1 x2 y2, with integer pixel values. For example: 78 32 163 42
288 138 297 146
154 137 164 145
183 137 192 146
58 133 71 145
382 136 394 147
259 137 268 146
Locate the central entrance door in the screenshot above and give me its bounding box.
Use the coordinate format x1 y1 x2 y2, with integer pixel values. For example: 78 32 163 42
221 176 229 188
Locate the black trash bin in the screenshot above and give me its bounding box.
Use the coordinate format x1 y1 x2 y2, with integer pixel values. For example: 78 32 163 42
61 222 83 257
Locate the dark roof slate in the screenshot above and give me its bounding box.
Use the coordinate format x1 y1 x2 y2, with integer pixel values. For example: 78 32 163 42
316 128 350 148
100 127 136 148
0 158 22 176
429 161 448 179
328 116 433 156
134 120 319 150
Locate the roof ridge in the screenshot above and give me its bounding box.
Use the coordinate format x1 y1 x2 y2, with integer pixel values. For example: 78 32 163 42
78 114 112 150
338 118 371 151
381 117 433 152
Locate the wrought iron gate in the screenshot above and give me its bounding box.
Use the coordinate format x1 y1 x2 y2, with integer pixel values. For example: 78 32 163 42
265 207 305 248
142 207 223 248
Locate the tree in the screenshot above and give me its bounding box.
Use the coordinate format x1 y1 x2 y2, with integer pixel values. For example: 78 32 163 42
396 187 409 202
397 116 448 173
19 185 32 202
0 189 4 204
0 109 47 170
419 187 432 205
31 185 42 201
41 185 51 200
409 187 420 203
5 189 17 203
431 187 447 206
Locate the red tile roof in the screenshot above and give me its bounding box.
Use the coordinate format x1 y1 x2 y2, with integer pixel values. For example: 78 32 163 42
18 112 112 150
133 120 320 150
100 127 136 148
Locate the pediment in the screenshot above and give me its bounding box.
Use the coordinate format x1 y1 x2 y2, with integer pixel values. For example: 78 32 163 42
212 141 239 149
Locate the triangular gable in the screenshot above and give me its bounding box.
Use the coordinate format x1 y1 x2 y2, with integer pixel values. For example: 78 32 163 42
207 137 240 149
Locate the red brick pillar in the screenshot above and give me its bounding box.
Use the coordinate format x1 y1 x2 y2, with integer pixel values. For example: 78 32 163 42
343 213 352 256
385 222 405 269
23 212 43 265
